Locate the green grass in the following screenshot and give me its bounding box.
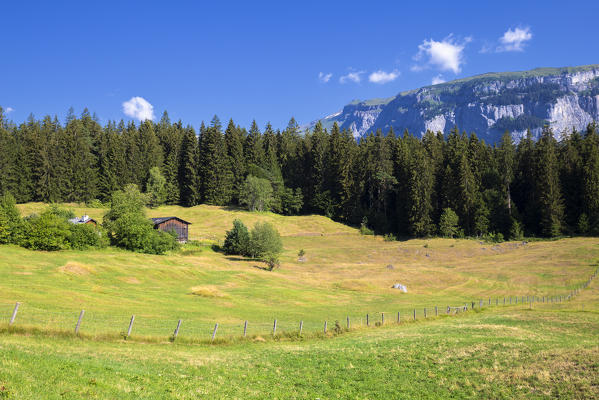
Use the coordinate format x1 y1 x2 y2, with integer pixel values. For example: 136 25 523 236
1 298 598 399
2 203 599 398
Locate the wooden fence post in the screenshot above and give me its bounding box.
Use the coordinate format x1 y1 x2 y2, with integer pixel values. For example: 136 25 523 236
324 321 327 334
299 320 303 336
273 319 277 336
435 306 438 317
127 315 135 338
397 312 401 323
366 314 369 326
75 310 85 334
9 302 20 325
243 320 248 337
424 308 427 318
381 312 384 325
413 309 416 320
211 323 218 342
347 316 350 330
172 319 182 341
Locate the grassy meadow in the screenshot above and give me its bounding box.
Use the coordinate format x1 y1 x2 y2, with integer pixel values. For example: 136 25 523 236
1 203 598 398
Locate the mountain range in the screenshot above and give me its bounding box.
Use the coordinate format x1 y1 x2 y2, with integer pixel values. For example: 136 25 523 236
307 64 599 142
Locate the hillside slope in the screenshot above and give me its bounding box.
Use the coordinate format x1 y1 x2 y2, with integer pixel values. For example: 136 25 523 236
3 203 599 338
310 64 599 142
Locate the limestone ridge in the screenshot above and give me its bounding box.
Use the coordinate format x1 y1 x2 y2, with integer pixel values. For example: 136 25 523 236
308 65 599 142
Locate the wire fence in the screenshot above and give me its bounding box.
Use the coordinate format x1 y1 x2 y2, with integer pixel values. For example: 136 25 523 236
2 268 597 343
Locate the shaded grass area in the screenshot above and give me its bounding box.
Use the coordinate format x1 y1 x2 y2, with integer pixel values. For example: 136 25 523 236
1 300 598 399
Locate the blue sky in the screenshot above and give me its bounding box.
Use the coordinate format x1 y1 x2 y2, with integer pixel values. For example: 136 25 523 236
1 0 598 131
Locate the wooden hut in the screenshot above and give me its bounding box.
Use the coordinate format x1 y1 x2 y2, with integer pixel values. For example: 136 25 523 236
151 217 191 242
68 215 98 226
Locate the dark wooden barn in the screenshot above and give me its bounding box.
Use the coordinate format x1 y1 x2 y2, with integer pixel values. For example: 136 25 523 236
151 217 191 242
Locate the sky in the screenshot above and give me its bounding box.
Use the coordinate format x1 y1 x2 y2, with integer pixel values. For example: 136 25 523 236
1 0 598 131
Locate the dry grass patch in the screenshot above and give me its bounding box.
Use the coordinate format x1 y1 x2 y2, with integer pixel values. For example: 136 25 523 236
119 277 141 284
190 286 228 298
57 262 95 276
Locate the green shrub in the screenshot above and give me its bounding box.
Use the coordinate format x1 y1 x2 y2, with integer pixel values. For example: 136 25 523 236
510 219 524 240
383 233 396 242
22 211 72 251
0 193 24 245
249 222 283 260
577 213 590 235
146 167 167 208
103 185 177 254
483 232 505 243
240 175 274 212
223 219 250 256
46 204 75 220
86 199 107 208
359 217 374 236
69 223 108 250
439 208 459 238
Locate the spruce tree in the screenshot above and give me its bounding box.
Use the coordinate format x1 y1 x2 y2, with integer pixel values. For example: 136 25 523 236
245 120 265 169
178 126 200 206
582 123 599 233
406 138 434 236
225 119 246 204
198 116 233 205
535 127 564 237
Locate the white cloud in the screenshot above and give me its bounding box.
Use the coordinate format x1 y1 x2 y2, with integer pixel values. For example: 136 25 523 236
413 35 471 74
431 75 445 85
368 69 400 84
122 96 155 121
318 72 332 83
497 27 532 52
5 107 14 113
339 71 365 84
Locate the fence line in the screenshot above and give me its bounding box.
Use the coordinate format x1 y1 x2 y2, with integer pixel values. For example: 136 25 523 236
2 267 597 343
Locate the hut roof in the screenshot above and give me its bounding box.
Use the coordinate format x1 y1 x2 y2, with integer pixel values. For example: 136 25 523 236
150 217 192 225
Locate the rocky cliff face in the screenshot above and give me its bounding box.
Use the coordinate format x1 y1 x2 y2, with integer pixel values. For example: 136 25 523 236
309 65 599 142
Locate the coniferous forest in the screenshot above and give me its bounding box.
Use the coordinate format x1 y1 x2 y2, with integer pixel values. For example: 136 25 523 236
1 106 599 239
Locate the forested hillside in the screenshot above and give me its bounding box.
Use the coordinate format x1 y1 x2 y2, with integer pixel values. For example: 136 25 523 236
1 106 599 238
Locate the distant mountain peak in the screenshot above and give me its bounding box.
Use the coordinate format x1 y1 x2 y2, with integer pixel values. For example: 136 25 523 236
307 64 599 142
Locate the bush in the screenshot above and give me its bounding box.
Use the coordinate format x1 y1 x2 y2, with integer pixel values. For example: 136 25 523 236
46 204 75 220
383 233 396 242
223 219 250 256
223 220 284 270
483 232 504 243
359 217 374 235
577 213 590 235
510 219 524 240
0 193 24 245
248 222 283 260
69 223 108 250
104 184 177 254
109 212 177 254
240 175 273 212
22 211 72 251
146 167 167 208
439 208 459 238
